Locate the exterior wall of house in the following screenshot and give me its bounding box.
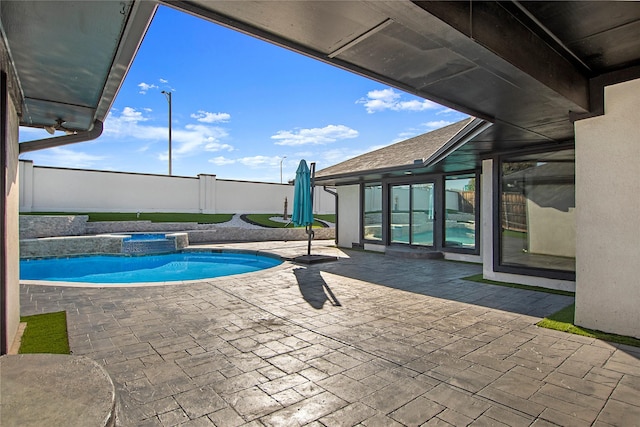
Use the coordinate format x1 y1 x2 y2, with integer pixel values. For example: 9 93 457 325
3 88 20 354
337 185 360 248
574 78 640 338
18 162 334 215
481 159 576 292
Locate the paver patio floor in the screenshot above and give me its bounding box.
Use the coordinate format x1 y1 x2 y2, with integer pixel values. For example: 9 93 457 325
20 241 640 426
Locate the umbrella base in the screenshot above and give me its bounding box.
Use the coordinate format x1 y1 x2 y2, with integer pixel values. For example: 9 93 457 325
292 254 339 264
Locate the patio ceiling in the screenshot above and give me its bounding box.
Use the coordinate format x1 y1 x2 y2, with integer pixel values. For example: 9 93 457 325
168 0 640 183
3 1 639 176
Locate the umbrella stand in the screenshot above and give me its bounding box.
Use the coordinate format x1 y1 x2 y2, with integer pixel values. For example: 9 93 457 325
306 162 316 256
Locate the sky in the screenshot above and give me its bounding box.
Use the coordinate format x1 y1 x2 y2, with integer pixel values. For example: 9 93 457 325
19 5 468 183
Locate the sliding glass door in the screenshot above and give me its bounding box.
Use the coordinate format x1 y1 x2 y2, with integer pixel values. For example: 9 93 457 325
390 182 435 246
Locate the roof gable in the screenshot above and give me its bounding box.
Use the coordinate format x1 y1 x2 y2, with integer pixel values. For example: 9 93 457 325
316 117 476 179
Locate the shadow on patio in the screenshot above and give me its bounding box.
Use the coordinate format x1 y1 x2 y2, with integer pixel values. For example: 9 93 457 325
311 249 574 319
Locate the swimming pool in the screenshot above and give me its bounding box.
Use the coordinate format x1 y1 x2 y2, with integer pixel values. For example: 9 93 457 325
20 251 282 284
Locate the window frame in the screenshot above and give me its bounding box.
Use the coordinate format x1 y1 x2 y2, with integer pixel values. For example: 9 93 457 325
442 172 480 254
361 181 385 244
492 145 576 281
358 169 480 255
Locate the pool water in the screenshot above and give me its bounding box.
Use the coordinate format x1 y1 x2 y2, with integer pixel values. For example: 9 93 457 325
20 251 282 284
122 233 167 241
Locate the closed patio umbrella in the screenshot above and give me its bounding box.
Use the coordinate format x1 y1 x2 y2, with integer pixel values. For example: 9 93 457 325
292 159 314 227
292 160 315 256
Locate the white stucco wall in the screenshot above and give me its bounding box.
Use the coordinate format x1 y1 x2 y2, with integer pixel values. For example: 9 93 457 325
481 159 575 292
18 163 335 215
574 78 640 338
4 94 20 353
337 185 360 248
27 166 200 212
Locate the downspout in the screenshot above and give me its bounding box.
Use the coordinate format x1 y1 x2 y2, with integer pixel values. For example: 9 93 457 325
323 186 338 246
19 119 104 154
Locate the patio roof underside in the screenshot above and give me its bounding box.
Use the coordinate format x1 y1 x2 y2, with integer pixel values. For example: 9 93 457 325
171 0 640 184
3 1 640 183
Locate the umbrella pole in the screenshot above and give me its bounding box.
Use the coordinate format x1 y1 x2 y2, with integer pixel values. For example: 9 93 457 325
307 163 316 256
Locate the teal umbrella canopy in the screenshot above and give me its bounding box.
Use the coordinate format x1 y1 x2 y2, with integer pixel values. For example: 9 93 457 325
292 160 313 226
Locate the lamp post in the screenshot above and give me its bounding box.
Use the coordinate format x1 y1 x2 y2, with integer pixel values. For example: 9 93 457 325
161 90 172 175
280 156 287 183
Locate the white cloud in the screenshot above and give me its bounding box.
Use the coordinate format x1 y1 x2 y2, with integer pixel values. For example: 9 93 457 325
120 106 149 123
20 147 106 169
422 120 452 130
191 110 231 123
209 156 236 166
356 88 439 113
159 78 168 84
238 155 282 168
138 82 158 94
272 124 358 146
104 107 234 160
436 108 457 115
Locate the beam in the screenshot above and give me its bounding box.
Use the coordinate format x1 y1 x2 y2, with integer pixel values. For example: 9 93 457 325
413 1 590 111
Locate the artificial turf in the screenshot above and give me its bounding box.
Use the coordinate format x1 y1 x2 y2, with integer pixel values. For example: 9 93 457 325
19 311 71 354
537 304 640 347
21 212 233 223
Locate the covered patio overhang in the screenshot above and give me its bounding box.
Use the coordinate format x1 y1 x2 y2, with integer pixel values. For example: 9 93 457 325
167 0 640 171
2 1 639 349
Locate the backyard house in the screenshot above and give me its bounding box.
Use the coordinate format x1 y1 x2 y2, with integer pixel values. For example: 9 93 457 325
1 2 639 354
314 118 576 287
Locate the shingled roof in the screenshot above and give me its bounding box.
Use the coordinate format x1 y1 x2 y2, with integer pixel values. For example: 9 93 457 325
316 117 478 180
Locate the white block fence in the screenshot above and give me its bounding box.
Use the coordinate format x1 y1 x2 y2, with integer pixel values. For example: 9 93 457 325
19 161 335 215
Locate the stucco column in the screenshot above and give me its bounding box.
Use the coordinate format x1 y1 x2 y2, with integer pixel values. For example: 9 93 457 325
19 160 33 212
1 78 21 354
481 159 494 278
198 174 217 213
574 78 640 338
337 185 360 249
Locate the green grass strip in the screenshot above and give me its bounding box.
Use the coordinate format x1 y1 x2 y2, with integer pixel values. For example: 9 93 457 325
243 214 325 228
463 273 575 296
19 311 71 354
314 214 336 223
21 212 233 224
537 304 640 347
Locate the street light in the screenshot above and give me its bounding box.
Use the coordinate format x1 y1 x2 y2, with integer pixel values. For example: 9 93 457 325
161 90 172 175
280 156 287 183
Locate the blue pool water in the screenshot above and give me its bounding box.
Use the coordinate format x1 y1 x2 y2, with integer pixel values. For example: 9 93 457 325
123 233 167 241
20 251 282 284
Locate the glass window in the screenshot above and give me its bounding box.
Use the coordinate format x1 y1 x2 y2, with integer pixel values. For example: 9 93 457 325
411 183 435 246
390 183 435 246
363 183 382 241
500 149 575 272
390 185 410 243
445 175 477 249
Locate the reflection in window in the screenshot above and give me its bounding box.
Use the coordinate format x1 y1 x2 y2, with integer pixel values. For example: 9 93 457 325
411 183 435 246
445 175 476 249
363 183 382 241
390 185 410 243
500 149 575 272
390 183 435 246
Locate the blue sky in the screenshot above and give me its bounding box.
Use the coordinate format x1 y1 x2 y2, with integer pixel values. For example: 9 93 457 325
19 5 467 183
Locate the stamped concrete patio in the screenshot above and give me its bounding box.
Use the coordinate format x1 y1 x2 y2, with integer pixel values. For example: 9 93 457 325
20 241 640 426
